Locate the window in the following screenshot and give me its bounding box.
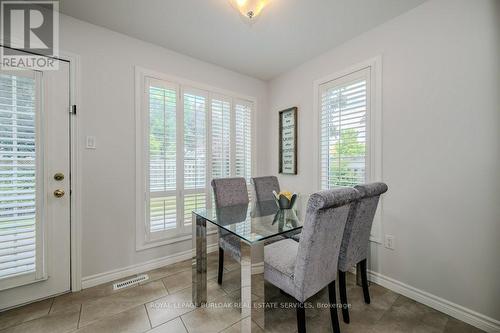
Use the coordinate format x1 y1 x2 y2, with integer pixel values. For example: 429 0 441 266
147 79 177 234
136 68 254 248
234 100 252 181
182 88 207 231
320 68 369 188
211 95 231 179
315 58 382 241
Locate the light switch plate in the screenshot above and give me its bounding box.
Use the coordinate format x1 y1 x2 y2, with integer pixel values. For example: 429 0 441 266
86 136 96 149
385 235 395 250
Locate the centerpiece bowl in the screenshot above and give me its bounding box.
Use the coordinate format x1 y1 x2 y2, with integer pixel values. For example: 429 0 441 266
272 190 297 209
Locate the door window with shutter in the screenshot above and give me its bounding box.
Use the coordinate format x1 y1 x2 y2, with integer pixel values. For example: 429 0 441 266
137 70 253 247
0 72 41 282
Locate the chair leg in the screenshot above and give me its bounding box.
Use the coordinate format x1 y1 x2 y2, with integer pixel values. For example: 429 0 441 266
280 289 290 297
328 281 341 333
338 271 350 324
360 259 370 304
296 302 306 333
217 247 224 285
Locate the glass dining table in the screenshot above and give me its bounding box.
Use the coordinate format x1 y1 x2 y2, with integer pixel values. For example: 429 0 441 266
191 196 309 331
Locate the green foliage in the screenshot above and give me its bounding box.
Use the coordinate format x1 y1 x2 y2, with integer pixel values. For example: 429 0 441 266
329 128 365 186
149 89 176 155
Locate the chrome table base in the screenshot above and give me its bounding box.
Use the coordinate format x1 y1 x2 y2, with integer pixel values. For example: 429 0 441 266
192 213 207 306
192 213 264 332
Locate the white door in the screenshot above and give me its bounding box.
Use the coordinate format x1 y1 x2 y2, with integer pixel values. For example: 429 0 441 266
0 57 71 310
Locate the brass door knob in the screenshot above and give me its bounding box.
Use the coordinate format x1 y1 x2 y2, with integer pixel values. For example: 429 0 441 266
54 189 65 198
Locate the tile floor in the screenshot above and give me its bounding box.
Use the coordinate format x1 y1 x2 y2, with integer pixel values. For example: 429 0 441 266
0 251 484 333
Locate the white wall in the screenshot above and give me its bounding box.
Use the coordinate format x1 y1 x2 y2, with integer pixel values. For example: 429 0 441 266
58 15 268 279
261 0 500 323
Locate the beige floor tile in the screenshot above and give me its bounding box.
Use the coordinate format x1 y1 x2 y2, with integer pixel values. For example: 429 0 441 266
1 258 484 333
370 295 449 333
443 317 485 333
74 305 150 333
338 281 399 324
227 287 300 333
162 270 194 294
180 292 243 333
0 298 53 330
306 307 377 333
147 317 187 333
146 280 226 327
259 302 298 333
370 319 442 333
220 317 264 333
51 275 142 313
79 280 167 326
162 267 218 294
146 288 196 328
0 305 80 333
146 260 192 282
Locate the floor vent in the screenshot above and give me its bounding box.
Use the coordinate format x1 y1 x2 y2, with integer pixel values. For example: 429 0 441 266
113 274 149 291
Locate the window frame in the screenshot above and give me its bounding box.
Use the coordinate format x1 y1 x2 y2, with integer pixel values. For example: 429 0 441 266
135 66 256 251
313 57 383 243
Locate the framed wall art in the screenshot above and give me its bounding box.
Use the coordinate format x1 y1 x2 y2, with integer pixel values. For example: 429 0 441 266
279 107 297 174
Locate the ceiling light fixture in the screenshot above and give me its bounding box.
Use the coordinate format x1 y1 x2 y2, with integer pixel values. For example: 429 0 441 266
230 0 269 20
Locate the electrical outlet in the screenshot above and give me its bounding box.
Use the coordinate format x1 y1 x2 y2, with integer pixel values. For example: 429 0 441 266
86 136 96 149
385 235 395 250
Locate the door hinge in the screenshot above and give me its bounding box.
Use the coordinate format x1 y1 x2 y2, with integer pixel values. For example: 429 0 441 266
70 105 77 114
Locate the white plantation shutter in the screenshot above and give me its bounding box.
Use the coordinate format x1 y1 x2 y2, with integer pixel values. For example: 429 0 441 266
0 73 39 279
147 79 177 233
234 100 252 182
211 96 231 179
320 68 369 189
139 71 255 245
183 89 207 227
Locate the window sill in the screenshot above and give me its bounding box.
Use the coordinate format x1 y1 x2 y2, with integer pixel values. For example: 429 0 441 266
136 229 218 252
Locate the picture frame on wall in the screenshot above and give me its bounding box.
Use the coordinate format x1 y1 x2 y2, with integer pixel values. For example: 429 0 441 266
279 107 297 175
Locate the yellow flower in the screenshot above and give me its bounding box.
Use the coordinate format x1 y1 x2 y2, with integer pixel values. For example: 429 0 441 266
279 191 293 201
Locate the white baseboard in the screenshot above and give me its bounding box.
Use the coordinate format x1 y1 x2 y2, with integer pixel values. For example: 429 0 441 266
82 243 264 289
367 270 500 333
82 243 219 289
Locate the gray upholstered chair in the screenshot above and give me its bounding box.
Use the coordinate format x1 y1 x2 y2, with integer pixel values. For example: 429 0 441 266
251 176 280 202
211 177 284 284
264 187 361 333
337 182 388 324
252 176 302 240
211 177 249 284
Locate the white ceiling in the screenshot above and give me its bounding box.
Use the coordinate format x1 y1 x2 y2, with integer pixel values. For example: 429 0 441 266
59 0 427 80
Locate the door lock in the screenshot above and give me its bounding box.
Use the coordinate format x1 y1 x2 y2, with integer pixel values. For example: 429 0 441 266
54 173 64 181
54 189 65 198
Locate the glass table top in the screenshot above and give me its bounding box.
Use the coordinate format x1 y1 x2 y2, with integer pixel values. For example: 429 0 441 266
192 196 309 244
